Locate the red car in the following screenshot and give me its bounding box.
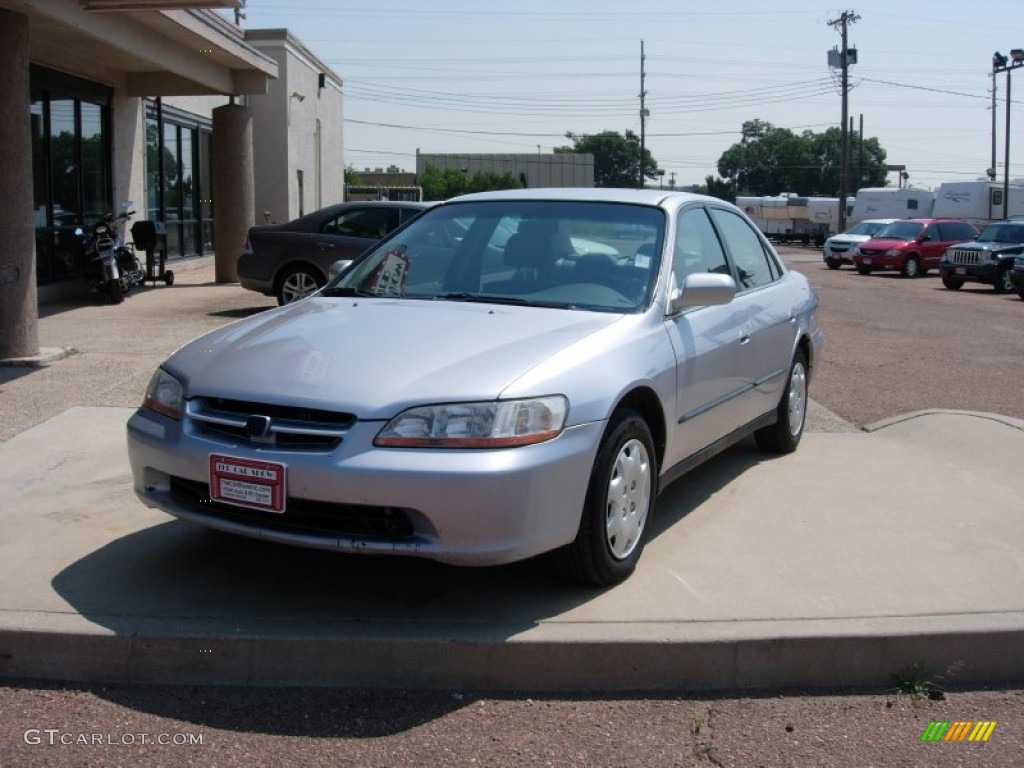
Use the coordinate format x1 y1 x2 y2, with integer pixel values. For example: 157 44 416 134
851 219 978 278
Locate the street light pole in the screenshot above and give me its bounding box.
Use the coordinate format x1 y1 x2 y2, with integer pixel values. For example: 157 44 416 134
993 49 1023 218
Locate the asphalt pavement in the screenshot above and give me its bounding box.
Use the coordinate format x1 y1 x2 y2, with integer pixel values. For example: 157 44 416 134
1 257 1022 693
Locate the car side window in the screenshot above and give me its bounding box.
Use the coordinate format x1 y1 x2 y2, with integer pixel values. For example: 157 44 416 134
672 207 730 290
707 207 779 291
938 222 974 242
322 208 391 238
922 223 941 242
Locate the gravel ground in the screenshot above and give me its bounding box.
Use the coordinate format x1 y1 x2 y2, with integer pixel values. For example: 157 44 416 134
2 681 1022 767
3 250 1022 767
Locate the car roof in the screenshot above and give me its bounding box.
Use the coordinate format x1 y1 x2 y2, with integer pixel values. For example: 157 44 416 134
446 187 714 208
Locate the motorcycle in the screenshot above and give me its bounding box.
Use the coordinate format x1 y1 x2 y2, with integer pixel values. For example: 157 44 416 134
76 201 145 304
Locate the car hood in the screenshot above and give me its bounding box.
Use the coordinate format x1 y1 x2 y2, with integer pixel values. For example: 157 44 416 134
951 241 1020 252
859 237 913 249
165 297 625 419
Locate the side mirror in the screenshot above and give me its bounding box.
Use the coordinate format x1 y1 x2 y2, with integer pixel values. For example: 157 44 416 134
329 259 354 281
670 272 736 314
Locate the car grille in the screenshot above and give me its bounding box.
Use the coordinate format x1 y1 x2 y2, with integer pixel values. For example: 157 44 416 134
188 397 355 450
947 249 980 266
169 476 415 540
857 247 885 257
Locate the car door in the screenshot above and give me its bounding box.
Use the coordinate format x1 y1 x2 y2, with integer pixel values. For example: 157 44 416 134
662 205 750 469
705 206 797 426
313 206 398 271
917 222 946 269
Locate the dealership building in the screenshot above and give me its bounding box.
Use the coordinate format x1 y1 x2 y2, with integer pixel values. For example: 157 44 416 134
0 1 342 361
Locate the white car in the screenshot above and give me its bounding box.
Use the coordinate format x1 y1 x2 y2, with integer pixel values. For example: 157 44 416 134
127 188 823 585
823 219 897 269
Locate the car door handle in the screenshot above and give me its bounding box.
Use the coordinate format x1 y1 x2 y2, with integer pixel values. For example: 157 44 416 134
316 242 335 250
739 332 751 345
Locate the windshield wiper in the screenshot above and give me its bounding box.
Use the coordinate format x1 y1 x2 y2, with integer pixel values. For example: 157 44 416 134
320 286 375 297
434 292 529 305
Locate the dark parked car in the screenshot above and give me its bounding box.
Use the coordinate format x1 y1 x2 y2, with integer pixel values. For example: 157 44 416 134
939 220 1024 293
238 201 431 304
1010 255 1024 299
851 219 978 277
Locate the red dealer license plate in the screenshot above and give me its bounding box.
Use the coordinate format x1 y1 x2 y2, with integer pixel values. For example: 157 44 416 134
209 454 286 513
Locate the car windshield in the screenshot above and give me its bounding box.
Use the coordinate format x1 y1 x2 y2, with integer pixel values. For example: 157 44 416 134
977 224 1024 244
323 200 666 313
874 221 923 240
845 221 889 236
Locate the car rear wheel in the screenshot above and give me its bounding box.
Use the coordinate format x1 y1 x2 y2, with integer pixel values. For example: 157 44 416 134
755 350 808 455
553 409 655 586
901 255 920 278
276 266 325 305
942 275 964 290
994 265 1013 294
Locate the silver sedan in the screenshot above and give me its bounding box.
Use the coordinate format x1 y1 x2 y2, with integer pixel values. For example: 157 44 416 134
127 188 822 585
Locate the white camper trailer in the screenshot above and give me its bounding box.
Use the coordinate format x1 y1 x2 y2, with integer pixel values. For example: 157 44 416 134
848 187 935 225
932 180 1024 227
736 197 766 231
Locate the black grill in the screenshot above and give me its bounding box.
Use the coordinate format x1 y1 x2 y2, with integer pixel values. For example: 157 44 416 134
169 476 415 540
202 397 355 426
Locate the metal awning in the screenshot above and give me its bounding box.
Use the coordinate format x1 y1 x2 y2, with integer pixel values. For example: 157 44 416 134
0 1 276 96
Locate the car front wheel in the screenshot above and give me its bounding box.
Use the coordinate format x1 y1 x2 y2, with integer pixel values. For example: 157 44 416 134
994 265 1013 294
942 274 964 290
553 409 656 586
755 350 808 454
901 255 920 278
276 266 325 305
825 257 842 270
855 264 872 275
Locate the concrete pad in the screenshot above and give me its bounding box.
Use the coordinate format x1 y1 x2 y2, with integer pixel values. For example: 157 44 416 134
0 407 1022 691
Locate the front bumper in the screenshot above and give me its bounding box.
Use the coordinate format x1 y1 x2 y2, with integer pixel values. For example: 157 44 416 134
127 406 603 566
939 261 998 283
823 245 854 265
852 253 902 270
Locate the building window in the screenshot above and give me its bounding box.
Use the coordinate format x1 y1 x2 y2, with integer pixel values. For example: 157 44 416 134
30 66 111 284
144 99 213 261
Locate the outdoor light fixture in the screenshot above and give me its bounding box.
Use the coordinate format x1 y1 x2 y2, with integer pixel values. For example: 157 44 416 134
992 47 1024 221
1011 49 1024 64
994 52 1009 69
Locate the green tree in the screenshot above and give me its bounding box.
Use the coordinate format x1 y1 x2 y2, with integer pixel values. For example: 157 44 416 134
418 165 523 201
717 120 888 196
554 130 660 188
343 165 362 186
695 175 735 201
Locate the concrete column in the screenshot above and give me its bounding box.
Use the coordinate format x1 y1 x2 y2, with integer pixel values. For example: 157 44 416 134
0 11 39 359
212 103 255 283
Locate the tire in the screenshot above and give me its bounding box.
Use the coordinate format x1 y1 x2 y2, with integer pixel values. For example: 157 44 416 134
755 350 808 454
900 255 920 278
994 265 1013 294
106 279 124 304
942 274 964 290
553 409 656 586
855 264 872 275
276 266 325 305
825 258 842 270
163 270 175 286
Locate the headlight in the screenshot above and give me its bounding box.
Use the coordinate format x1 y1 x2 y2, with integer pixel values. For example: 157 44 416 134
143 368 184 420
375 396 568 448
885 249 903 257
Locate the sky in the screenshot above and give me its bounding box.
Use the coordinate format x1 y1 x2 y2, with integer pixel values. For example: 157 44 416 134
234 0 1024 192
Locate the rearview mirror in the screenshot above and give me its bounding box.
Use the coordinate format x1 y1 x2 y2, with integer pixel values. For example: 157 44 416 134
329 259 354 281
670 273 736 314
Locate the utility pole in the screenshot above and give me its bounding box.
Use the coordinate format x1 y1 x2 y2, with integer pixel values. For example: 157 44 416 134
639 40 648 189
828 10 859 232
